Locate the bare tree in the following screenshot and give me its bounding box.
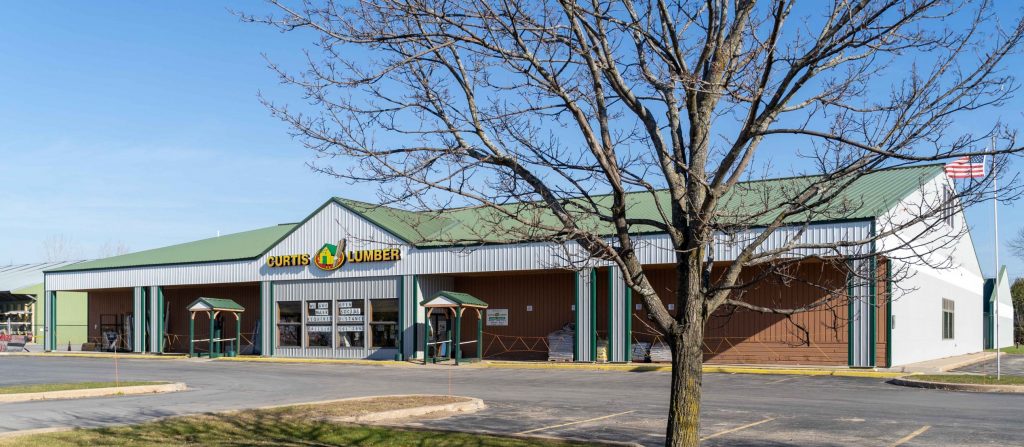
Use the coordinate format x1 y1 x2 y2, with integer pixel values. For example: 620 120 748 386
243 1 1024 445
41 234 83 262
97 240 131 259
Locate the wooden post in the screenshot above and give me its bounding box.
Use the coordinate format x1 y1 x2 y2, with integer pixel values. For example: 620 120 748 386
476 308 483 360
208 311 214 358
236 313 241 356
189 313 195 358
455 307 462 365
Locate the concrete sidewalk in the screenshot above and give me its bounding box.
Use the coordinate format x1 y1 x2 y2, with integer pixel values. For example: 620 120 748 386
885 351 996 374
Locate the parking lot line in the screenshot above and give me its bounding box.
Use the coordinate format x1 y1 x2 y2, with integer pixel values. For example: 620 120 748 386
700 417 776 441
515 410 636 435
889 425 931 446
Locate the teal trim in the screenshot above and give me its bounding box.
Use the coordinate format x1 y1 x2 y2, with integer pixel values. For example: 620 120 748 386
412 275 419 360
885 260 892 367
625 285 632 363
869 257 877 367
573 271 579 362
846 259 854 367
869 221 877 367
141 287 149 353
607 268 614 362
454 307 462 365
590 268 597 362
157 287 165 354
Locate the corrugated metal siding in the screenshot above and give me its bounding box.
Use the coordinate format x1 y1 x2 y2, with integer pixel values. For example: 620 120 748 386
132 287 144 352
260 281 273 356
452 271 575 361
400 275 415 358
848 258 873 367
607 267 628 362
273 277 400 301
575 269 595 362
46 259 262 290
44 202 871 291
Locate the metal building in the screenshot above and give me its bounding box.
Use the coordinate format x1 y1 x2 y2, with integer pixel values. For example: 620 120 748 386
41 164 991 367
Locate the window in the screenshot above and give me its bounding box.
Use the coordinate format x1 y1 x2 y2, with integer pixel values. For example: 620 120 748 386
306 300 333 347
941 186 956 227
369 298 399 348
337 300 365 348
277 302 302 347
942 298 955 339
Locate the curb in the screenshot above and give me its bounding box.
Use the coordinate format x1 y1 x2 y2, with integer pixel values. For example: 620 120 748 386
0 352 185 360
0 382 187 403
484 361 903 378
702 366 905 379
0 427 74 440
889 377 1024 393
213 357 419 367
12 352 905 378
938 352 998 372
332 396 485 422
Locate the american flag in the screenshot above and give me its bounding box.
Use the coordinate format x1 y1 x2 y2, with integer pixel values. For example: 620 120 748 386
945 155 986 179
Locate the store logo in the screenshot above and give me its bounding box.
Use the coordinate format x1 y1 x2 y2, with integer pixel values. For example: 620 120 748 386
314 240 347 271
268 239 402 270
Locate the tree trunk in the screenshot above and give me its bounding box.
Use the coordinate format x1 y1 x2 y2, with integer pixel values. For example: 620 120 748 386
665 322 705 447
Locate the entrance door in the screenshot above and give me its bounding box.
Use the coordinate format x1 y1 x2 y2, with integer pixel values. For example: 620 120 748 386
429 312 451 358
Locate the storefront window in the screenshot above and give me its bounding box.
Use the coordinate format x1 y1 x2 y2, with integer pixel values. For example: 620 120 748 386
337 300 365 348
277 302 302 347
370 298 399 348
306 300 332 347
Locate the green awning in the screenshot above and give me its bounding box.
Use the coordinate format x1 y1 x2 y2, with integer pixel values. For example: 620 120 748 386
188 297 245 313
421 291 488 308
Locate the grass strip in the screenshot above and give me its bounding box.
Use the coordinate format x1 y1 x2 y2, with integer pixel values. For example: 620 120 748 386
1 396 589 447
0 382 163 395
912 374 1024 385
987 346 1024 355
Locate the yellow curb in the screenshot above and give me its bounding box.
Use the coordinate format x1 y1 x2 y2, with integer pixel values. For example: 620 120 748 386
702 366 906 379
2 352 186 360
18 352 904 378
213 356 418 367
482 361 671 372
221 357 904 377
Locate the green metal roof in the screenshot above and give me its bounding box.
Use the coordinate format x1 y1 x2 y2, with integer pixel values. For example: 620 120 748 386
46 164 942 273
49 224 297 272
188 297 245 312
421 291 489 308
339 164 944 247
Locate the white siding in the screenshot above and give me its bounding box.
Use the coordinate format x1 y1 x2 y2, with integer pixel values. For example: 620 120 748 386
882 173 985 365
995 268 1015 349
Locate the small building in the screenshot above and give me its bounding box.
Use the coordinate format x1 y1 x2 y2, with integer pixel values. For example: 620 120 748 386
0 261 86 346
41 165 990 366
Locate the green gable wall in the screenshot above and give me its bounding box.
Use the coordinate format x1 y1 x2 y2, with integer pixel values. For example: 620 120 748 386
15 283 88 347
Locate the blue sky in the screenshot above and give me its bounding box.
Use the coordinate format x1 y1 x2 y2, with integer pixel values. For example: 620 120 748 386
0 1 1020 278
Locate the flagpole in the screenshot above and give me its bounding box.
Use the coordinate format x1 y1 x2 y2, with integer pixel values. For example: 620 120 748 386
992 136 1001 381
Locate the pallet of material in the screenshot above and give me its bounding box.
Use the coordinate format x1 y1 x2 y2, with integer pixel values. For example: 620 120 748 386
547 324 574 362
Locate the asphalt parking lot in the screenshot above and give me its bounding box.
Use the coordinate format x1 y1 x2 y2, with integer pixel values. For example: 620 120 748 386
1 356 1022 446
